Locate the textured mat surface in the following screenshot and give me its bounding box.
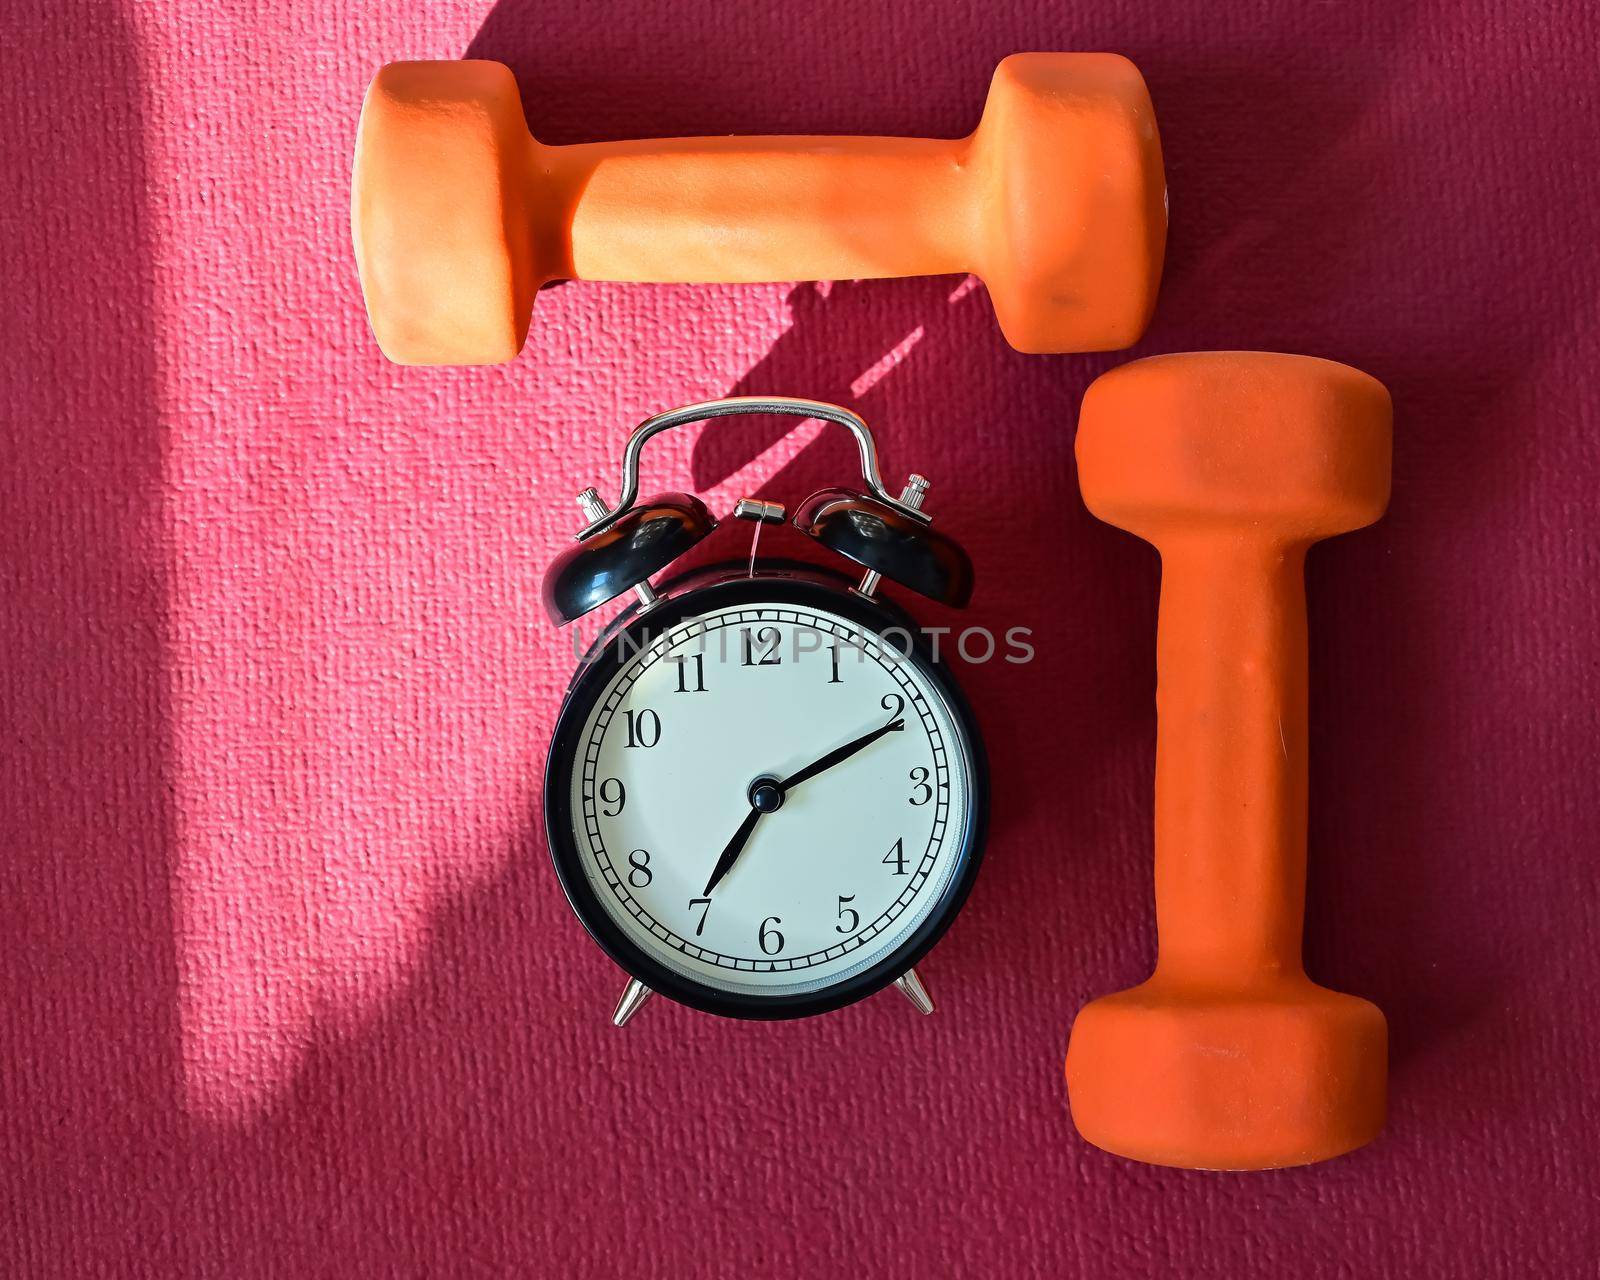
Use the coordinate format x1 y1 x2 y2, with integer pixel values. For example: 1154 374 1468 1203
3 0 1597 1274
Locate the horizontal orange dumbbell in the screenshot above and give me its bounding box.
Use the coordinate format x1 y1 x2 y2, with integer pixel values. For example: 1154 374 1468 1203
1067 352 1392 1170
351 56 1166 365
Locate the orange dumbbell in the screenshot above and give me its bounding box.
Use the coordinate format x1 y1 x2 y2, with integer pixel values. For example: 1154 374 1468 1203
351 56 1166 365
1066 352 1392 1170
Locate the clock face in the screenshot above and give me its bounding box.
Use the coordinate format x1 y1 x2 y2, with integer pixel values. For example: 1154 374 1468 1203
546 576 985 1018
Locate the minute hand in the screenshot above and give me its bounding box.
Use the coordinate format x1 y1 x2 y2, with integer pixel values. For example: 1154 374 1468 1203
779 717 905 794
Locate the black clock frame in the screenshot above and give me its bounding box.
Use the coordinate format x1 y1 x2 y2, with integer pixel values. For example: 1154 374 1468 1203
543 564 990 1021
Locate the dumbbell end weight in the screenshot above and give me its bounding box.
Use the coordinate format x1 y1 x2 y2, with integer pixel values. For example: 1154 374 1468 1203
1066 352 1392 1171
353 61 537 365
351 55 1165 365
1067 982 1388 1170
972 54 1166 353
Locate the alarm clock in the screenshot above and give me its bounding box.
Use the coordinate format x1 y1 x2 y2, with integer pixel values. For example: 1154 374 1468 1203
542 397 988 1024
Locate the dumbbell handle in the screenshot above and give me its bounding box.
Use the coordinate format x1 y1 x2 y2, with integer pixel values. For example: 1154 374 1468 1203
1152 537 1310 981
541 136 972 283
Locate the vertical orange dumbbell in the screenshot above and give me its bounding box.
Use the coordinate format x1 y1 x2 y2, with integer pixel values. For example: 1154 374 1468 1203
1067 352 1392 1170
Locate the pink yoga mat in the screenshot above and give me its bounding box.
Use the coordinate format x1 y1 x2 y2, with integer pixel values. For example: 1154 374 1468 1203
3 0 1596 1273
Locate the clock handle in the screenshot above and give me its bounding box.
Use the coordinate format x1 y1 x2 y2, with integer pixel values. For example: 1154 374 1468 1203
570 396 930 542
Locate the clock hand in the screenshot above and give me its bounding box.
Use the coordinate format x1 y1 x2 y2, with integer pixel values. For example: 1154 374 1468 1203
778 716 905 793
701 718 903 896
702 805 764 897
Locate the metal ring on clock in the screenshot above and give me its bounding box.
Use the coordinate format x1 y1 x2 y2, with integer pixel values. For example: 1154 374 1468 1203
572 397 932 542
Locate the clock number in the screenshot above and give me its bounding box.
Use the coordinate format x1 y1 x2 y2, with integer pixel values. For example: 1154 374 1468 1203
627 848 653 888
599 777 626 817
742 627 782 666
688 897 711 937
835 894 860 934
883 837 908 876
881 692 905 721
828 642 844 684
909 767 933 806
669 653 706 693
758 916 785 955
623 708 661 748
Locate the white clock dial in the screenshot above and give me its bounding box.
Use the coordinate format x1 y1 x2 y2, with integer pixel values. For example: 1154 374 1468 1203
566 599 976 1000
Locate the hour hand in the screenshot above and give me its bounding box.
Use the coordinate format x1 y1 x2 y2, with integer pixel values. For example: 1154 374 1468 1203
702 806 763 897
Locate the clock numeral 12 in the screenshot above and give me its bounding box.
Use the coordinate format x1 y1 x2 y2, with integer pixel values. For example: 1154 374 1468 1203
741 627 782 666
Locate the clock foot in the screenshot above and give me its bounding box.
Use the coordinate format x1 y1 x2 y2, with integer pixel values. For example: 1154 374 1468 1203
894 968 935 1015
612 977 653 1027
